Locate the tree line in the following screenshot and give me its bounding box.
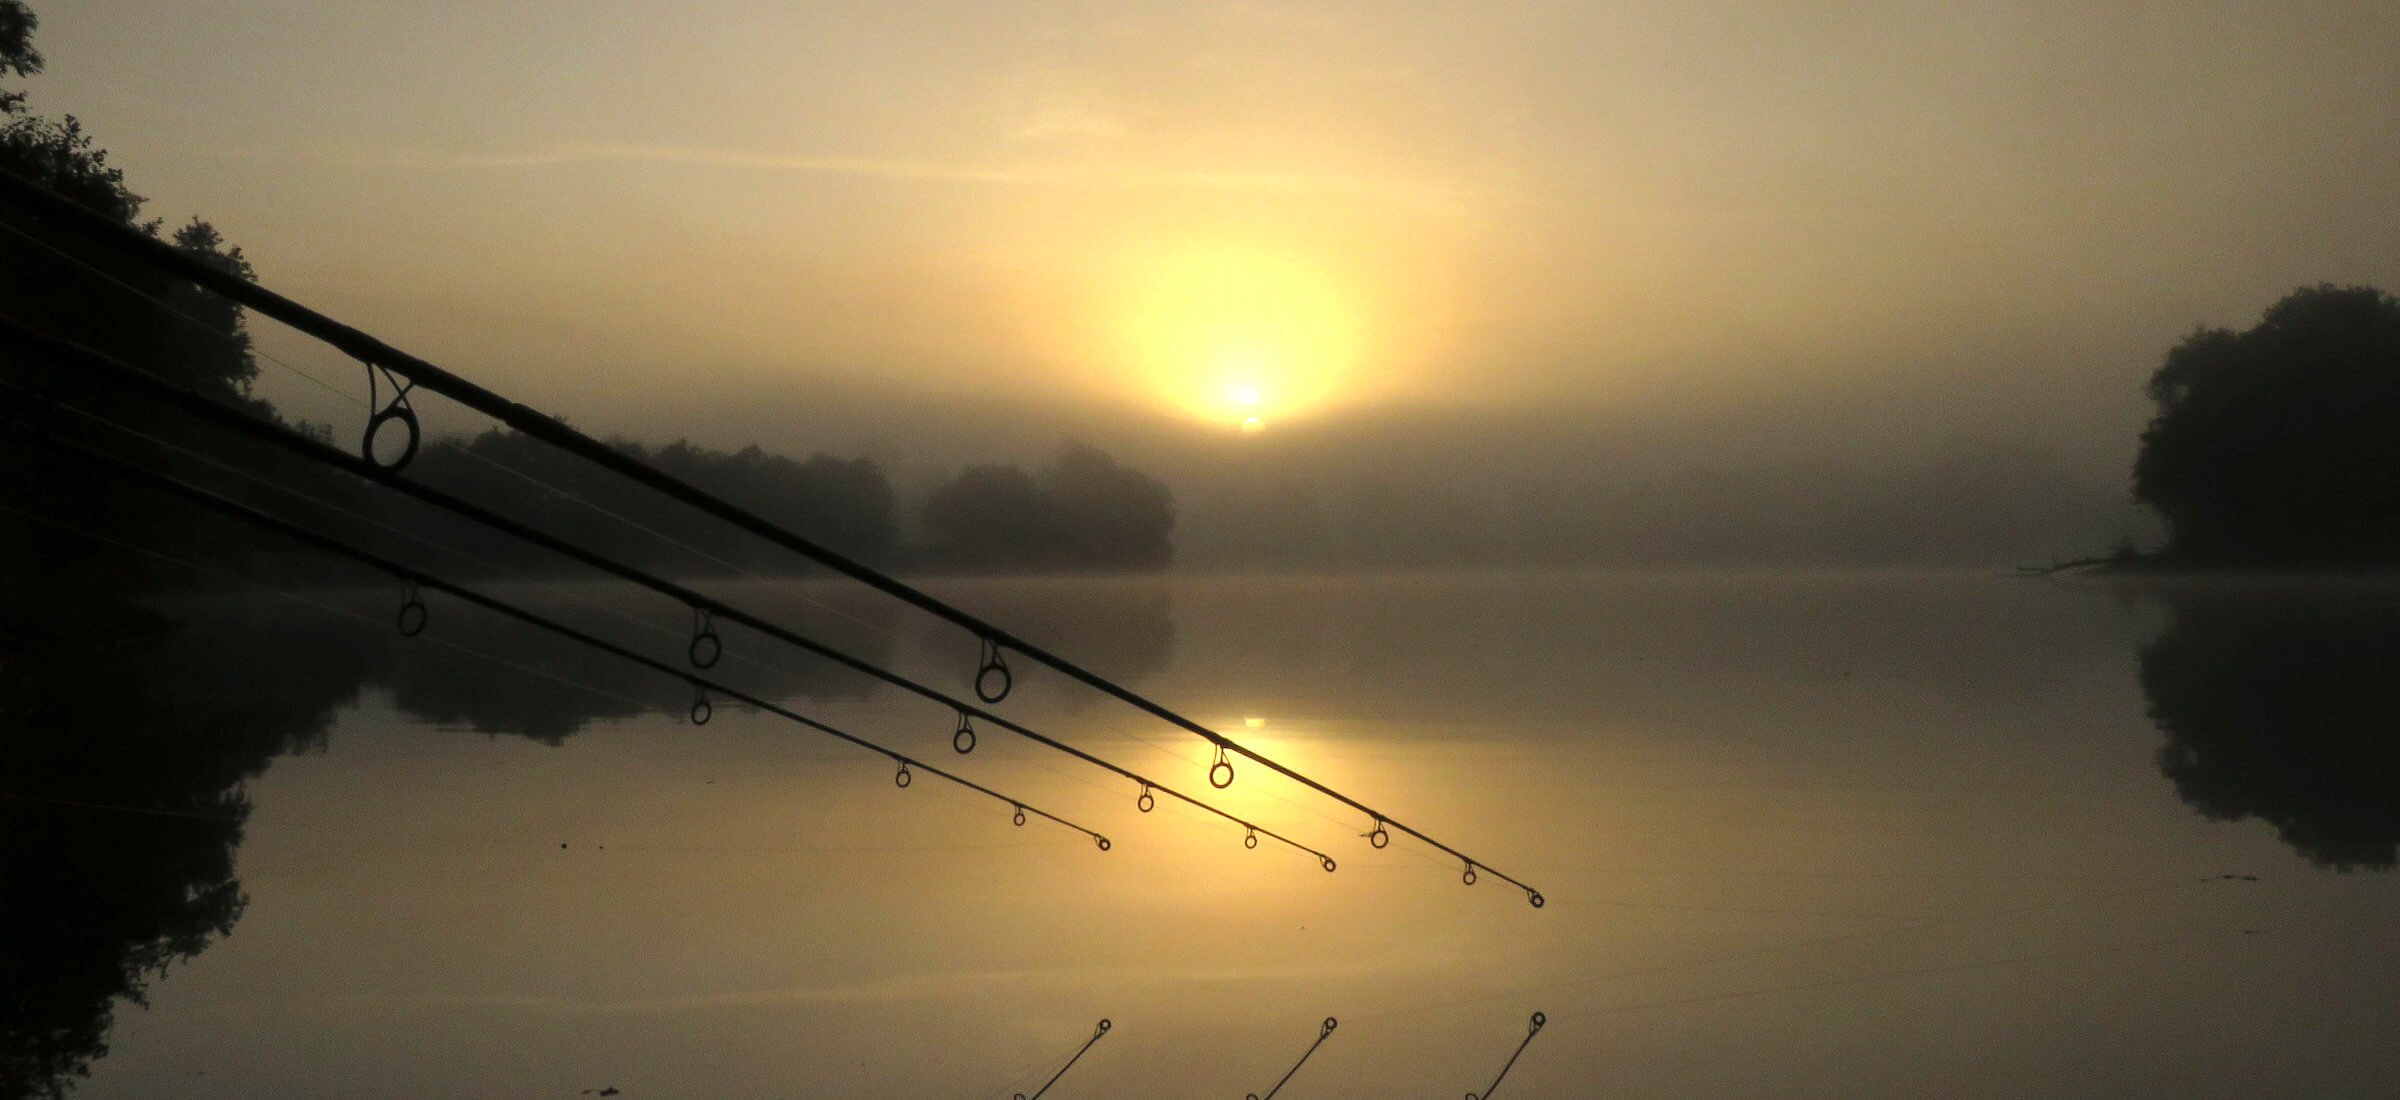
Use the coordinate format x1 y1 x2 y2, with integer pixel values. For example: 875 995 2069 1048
0 0 1173 590
391 430 1176 577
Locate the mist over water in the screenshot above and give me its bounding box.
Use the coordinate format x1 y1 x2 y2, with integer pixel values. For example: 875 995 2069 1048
10 3 2400 1096
14 572 2396 1098
242 348 2154 577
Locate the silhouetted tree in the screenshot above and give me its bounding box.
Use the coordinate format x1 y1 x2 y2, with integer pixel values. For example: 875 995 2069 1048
0 2 256 401
2134 284 2400 567
2140 588 2400 870
921 463 1064 571
0 3 37 111
0 0 278 598
1044 442 1175 571
393 429 900 577
917 443 1175 573
636 439 897 566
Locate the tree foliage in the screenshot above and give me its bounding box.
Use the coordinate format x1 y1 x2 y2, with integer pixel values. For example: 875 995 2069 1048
2134 284 2400 566
396 428 902 576
919 442 1176 573
0 0 272 598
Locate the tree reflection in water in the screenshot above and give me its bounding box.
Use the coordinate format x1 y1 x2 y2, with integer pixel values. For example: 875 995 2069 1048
0 561 1171 1097
0 594 365 1098
0 586 853 1097
2141 585 2400 870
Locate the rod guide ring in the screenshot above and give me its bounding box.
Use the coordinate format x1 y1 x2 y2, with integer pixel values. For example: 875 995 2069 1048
975 636 1013 703
362 362 419 475
394 580 428 637
1209 744 1235 789
688 607 721 669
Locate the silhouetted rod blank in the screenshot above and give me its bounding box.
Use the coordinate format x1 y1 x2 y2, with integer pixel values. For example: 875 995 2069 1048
0 165 1545 909
0 317 1336 872
1012 1018 1111 1100
2 420 1109 851
1247 1017 1337 1100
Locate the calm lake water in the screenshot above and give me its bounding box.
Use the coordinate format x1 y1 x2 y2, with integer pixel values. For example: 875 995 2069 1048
13 570 2398 1098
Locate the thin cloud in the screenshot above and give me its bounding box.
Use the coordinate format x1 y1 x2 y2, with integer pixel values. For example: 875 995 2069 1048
356 141 1471 212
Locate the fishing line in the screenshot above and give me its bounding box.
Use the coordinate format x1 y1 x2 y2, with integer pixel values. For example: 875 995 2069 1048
0 172 1546 906
0 306 820 678
537 839 1082 856
0 204 867 658
0 433 1113 851
48 399 733 671
1044 702 1380 849
1 205 884 641
2 513 1104 861
440 440 893 637
0 324 1337 871
0 500 669 719
0 217 364 409
0 791 244 823
6 355 750 672
7 356 1297 872
0 517 1099 871
3 202 875 634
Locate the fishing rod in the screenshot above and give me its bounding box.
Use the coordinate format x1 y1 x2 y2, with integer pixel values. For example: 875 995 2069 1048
1245 1017 1337 1100
0 415 1109 851
0 169 1545 907
1013 1018 1111 1100
0 319 1339 872
1465 1012 1546 1100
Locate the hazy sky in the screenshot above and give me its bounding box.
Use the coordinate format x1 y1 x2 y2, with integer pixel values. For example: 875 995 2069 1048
20 1 2400 471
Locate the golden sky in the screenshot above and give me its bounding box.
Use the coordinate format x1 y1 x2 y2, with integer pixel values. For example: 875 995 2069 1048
24 1 2400 438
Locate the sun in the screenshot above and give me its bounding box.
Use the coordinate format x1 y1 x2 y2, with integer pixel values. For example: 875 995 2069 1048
1117 249 1363 427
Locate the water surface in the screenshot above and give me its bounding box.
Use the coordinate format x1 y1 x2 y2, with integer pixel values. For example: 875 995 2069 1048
11 571 2396 1098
